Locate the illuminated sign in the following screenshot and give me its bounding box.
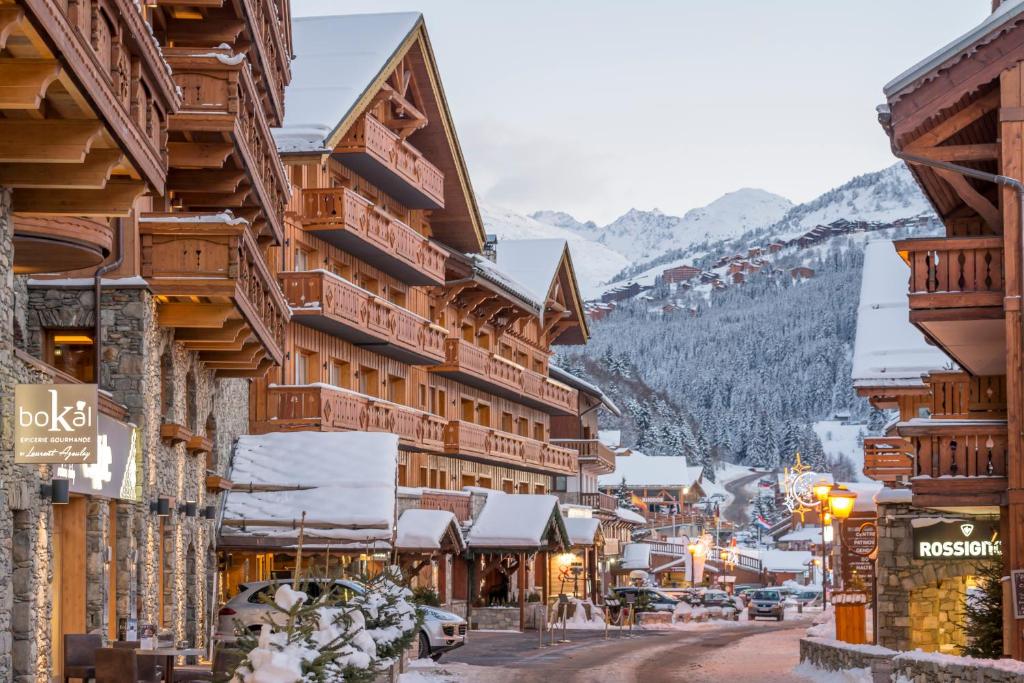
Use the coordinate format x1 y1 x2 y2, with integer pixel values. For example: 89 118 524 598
912 519 1000 559
53 414 140 501
15 384 98 464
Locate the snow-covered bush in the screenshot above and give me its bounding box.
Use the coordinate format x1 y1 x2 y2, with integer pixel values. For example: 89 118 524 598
350 568 421 665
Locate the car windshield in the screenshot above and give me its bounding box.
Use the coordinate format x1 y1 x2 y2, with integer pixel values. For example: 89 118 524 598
752 590 780 601
648 590 675 602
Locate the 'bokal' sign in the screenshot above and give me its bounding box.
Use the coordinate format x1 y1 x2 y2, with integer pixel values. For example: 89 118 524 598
15 384 98 465
912 519 1000 560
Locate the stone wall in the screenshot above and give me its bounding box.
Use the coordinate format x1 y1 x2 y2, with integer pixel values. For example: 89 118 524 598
875 502 977 652
469 604 545 630
891 652 1024 682
799 637 894 682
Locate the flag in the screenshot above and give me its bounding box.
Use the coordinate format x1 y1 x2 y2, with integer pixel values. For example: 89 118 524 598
755 514 772 531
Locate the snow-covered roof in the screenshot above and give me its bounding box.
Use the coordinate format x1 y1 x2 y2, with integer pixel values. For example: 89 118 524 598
495 239 567 305
615 507 647 525
884 1 1024 100
548 365 621 416
852 241 954 388
598 451 703 489
467 254 544 314
621 543 651 570
274 13 421 153
223 432 398 544
394 509 464 552
874 487 913 505
563 517 601 547
750 549 812 573
778 526 823 543
466 492 569 550
598 430 622 449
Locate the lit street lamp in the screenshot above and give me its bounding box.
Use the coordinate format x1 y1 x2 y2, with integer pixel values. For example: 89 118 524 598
687 542 698 587
811 481 858 607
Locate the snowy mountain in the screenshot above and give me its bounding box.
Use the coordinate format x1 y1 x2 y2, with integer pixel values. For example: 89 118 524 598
479 204 630 298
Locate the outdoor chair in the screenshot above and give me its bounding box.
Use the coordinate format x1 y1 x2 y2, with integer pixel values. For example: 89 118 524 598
212 647 244 682
95 647 147 683
64 633 102 683
173 664 213 682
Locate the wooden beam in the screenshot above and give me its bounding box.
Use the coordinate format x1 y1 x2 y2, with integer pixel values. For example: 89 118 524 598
164 18 244 44
175 189 252 207
0 59 61 109
169 169 246 193
216 356 275 378
905 89 1000 149
11 179 146 216
200 343 264 367
0 7 25 52
935 168 1002 232
175 319 249 350
0 120 103 163
157 302 236 328
907 143 999 163
0 149 123 189
168 142 234 169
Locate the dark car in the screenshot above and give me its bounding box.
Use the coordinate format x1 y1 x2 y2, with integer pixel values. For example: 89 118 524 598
611 587 679 612
748 589 785 621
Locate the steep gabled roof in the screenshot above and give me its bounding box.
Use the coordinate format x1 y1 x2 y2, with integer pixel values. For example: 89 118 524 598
275 12 485 253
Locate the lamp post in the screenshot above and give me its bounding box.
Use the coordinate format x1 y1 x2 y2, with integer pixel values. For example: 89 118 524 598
687 542 698 587
812 480 833 605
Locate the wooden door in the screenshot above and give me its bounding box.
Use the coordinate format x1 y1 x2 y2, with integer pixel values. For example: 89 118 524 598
51 496 87 681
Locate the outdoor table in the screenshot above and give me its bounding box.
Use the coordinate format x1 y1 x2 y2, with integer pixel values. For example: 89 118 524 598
135 647 205 682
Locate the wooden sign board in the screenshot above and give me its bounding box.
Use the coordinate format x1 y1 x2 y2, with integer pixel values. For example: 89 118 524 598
15 383 98 464
1012 569 1024 620
846 522 878 557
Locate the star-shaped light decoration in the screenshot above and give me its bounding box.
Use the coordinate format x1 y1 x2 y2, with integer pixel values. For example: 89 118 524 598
782 452 817 523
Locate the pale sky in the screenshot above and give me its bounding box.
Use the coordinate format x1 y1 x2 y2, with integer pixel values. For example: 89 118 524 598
293 1 989 223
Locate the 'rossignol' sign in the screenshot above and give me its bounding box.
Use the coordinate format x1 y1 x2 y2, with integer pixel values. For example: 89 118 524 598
912 519 1000 559
15 384 98 465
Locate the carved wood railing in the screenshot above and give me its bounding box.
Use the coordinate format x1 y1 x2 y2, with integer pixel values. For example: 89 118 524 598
899 421 1008 478
895 236 1004 310
418 491 472 522
554 491 618 512
237 0 291 126
550 438 616 473
300 188 447 283
336 114 445 207
862 437 914 483
925 372 1006 419
434 339 577 414
280 270 448 363
443 421 577 475
263 384 446 452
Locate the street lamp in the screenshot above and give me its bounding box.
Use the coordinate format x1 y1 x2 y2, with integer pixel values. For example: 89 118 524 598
827 485 858 521
812 480 832 605
687 542 698 587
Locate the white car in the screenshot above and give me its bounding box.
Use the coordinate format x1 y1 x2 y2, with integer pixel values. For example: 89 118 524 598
215 579 467 660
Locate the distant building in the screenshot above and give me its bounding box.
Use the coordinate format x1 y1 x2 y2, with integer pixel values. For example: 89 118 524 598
601 282 642 303
732 272 745 284
748 247 763 258
662 265 701 283
768 242 785 253
790 266 815 280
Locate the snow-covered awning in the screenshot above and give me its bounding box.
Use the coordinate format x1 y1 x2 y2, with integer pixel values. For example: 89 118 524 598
852 241 954 389
598 450 703 490
395 509 465 553
778 526 823 543
466 492 569 551
563 517 602 548
221 432 398 547
620 543 651 570
614 507 647 525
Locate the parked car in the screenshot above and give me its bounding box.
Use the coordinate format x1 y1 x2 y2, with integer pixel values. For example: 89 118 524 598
700 589 733 608
215 579 467 660
610 586 679 611
794 589 822 607
747 589 785 621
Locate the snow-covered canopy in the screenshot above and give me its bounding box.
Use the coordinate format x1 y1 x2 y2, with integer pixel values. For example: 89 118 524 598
598 451 703 490
222 432 398 545
394 509 464 553
746 549 813 573
467 254 544 314
466 492 569 550
874 487 913 505
548 365 621 416
852 241 953 388
620 543 651 570
779 526 823 543
563 517 602 547
884 0 1024 101
274 13 421 153
615 507 647 525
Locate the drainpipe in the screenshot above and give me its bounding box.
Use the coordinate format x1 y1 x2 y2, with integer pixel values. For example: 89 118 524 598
94 217 125 388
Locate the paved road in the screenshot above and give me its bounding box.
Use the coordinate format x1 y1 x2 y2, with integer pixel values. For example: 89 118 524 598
722 471 766 525
441 618 812 682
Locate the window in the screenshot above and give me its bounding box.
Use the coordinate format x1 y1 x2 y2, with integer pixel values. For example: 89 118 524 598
518 482 530 494
328 260 352 281
46 329 95 382
516 417 529 437
476 403 491 426
388 287 407 309
293 246 310 271
534 484 546 494
361 276 380 296
437 470 448 490
418 467 428 487
428 469 438 489
499 343 513 361
501 479 514 494
398 464 408 486
501 412 513 433
418 384 427 410
431 389 447 418
533 422 545 441
533 358 545 374
461 474 476 489
553 476 568 492
359 366 379 397
461 325 474 342
330 360 351 389
478 476 492 489
294 350 316 384
460 399 474 422
478 332 491 350
386 374 405 404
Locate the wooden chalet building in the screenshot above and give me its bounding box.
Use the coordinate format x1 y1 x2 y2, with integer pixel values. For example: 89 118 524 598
0 0 293 679
661 264 701 284
862 2 1024 655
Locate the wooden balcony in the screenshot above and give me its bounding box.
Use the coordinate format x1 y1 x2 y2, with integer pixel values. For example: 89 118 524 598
430 339 577 415
417 491 473 523
280 270 448 365
256 384 447 453
897 419 1008 508
140 213 289 376
550 439 616 474
443 421 576 475
2 0 178 273
862 437 914 483
895 236 1005 375
164 49 288 245
336 115 445 209
926 372 1006 420
554 491 618 513
300 188 447 285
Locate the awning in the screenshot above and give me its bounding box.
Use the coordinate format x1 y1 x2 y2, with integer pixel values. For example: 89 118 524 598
466 492 570 552
564 516 602 547
395 508 465 553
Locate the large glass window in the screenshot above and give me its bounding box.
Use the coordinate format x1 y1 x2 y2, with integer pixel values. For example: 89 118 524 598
46 329 95 382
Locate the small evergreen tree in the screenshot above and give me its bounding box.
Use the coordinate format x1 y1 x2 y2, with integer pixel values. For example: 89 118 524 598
615 477 640 512
960 557 1004 659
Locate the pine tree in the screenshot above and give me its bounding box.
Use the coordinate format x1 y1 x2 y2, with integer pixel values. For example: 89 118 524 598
615 477 639 512
960 557 1003 658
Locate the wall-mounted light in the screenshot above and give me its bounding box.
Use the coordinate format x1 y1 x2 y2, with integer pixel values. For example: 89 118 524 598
40 479 70 505
150 498 170 517
179 501 197 518
204 505 217 520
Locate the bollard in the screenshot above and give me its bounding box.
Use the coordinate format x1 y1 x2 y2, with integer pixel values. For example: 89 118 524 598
538 607 546 649
798 601 804 614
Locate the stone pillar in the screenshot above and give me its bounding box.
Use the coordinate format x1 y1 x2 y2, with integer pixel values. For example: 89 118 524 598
85 499 110 635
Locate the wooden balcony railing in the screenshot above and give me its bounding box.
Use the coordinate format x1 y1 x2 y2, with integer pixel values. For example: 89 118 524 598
238 0 291 126
926 372 1006 419
335 114 445 209
281 270 448 365
443 421 577 475
431 338 578 415
418 491 472 522
895 236 1004 312
301 188 447 285
165 49 289 245
554 491 618 512
259 384 446 452
899 420 1009 479
862 437 914 483
140 213 289 375
550 438 616 474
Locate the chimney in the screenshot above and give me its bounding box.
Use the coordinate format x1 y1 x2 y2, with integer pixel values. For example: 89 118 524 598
483 233 498 262
994 0 1004 11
